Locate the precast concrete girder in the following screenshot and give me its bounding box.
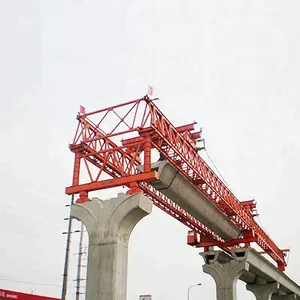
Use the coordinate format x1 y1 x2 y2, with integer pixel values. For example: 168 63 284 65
71 193 153 300
147 161 241 241
201 249 300 300
231 248 300 297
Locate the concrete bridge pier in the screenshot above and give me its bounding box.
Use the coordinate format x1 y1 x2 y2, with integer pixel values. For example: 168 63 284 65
273 295 297 299
71 192 153 300
201 248 300 300
246 282 279 300
201 251 249 300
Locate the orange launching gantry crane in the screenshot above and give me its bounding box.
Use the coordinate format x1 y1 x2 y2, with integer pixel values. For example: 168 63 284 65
65 95 288 271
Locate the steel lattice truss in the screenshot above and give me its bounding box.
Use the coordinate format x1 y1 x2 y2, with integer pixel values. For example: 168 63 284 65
65 96 287 271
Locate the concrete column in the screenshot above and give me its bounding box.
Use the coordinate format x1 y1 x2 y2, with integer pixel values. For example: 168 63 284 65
71 193 153 300
201 252 249 300
246 282 279 300
272 295 296 300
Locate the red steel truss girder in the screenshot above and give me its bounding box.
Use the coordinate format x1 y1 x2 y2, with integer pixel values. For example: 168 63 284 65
66 110 223 242
66 96 286 269
196 236 258 248
67 171 158 194
69 116 143 182
188 229 258 249
144 100 285 268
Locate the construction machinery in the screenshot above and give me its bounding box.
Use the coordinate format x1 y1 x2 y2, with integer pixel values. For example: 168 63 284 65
65 95 287 271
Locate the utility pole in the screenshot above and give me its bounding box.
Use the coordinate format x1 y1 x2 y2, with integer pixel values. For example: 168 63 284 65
61 195 74 300
75 222 84 300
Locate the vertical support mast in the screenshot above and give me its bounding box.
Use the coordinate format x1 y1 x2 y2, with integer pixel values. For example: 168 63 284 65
73 153 81 187
61 195 74 300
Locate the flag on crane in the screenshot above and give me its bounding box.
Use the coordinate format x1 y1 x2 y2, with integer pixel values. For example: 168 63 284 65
148 85 153 97
79 105 86 115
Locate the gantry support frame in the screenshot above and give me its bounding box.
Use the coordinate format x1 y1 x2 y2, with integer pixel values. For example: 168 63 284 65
65 95 286 270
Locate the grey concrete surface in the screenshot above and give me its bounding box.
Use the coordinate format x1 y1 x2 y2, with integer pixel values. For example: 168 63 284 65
146 161 240 241
203 258 249 299
71 193 153 300
231 248 300 297
246 282 279 300
201 248 300 300
273 295 297 299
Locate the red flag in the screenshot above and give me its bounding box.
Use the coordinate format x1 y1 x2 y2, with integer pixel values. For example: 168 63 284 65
148 85 153 96
79 105 86 115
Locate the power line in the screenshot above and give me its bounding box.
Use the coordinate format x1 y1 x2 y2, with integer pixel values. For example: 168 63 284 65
0 276 77 288
0 277 62 288
203 147 233 192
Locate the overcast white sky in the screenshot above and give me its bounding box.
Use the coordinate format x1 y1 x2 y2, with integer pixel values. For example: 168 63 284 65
0 1 300 299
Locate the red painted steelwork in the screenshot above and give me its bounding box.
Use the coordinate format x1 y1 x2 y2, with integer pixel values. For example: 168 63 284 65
66 95 286 270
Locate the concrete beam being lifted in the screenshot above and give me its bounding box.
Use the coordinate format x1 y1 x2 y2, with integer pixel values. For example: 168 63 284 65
145 161 241 241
